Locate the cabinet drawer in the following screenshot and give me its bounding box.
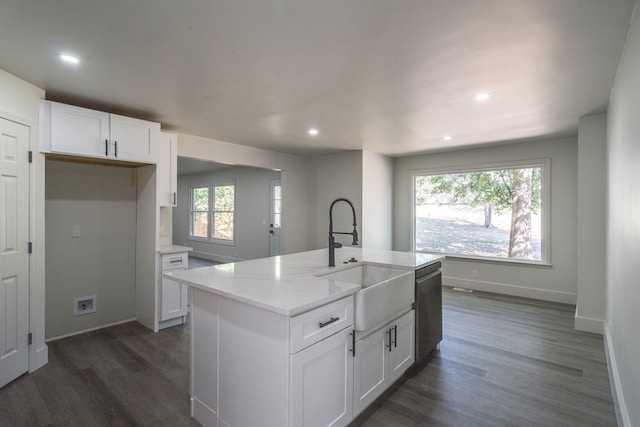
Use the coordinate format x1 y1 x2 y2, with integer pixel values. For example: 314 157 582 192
290 296 354 354
162 253 188 270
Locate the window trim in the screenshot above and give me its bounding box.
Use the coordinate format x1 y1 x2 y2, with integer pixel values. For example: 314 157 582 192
410 158 551 265
188 181 236 246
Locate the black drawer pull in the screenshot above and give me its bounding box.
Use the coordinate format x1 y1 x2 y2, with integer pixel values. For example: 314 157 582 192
319 317 339 328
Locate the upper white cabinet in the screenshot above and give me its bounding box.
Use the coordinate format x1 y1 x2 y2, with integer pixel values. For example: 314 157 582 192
40 100 159 164
157 132 177 207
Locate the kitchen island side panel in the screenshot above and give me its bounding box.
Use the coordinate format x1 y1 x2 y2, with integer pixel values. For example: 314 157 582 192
218 296 290 427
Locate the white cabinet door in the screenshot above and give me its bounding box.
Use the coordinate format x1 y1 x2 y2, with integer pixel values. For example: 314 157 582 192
50 102 110 158
353 327 387 416
157 132 177 207
388 310 415 384
291 327 353 427
110 113 159 163
353 310 415 416
160 276 188 321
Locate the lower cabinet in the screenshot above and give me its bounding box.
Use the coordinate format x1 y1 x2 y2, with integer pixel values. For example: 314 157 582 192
290 327 354 427
189 292 415 427
159 252 189 329
161 276 188 320
353 310 415 416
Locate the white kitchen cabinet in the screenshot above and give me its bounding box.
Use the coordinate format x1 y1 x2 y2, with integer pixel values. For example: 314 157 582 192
157 132 177 207
188 292 355 427
353 309 415 416
159 252 188 328
290 327 354 427
40 100 159 164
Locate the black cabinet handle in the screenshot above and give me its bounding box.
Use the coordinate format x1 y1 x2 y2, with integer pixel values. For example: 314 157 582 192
350 330 356 357
173 192 176 205
105 139 108 156
393 325 398 348
114 141 118 157
387 328 392 352
319 317 339 328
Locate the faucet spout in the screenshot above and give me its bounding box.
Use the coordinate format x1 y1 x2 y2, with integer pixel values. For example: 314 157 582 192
328 198 359 267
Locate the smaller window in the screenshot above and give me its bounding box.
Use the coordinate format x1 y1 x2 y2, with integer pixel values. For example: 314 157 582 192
213 184 235 241
189 183 235 243
190 186 209 238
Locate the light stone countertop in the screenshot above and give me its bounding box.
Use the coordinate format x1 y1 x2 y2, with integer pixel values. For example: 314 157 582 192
164 248 443 316
158 244 193 254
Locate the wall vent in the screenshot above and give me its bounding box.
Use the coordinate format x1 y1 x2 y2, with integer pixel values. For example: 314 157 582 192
74 295 97 315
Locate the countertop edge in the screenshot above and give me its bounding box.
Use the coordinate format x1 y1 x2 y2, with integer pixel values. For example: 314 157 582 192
158 244 193 254
165 249 443 317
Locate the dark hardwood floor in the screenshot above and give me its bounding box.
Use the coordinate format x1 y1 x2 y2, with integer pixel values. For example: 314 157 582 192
0 289 617 427
353 290 617 427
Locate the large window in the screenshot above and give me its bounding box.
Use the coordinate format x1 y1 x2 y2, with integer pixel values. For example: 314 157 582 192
190 183 235 243
413 160 548 263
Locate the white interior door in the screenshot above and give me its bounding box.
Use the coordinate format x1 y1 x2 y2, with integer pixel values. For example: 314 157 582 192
269 178 282 256
0 117 30 388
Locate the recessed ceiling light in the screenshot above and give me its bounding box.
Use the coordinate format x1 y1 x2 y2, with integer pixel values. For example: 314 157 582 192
443 135 452 141
308 128 319 136
59 54 80 64
474 92 490 102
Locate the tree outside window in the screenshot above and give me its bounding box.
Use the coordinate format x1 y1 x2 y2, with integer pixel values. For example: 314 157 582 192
414 163 546 262
213 185 234 240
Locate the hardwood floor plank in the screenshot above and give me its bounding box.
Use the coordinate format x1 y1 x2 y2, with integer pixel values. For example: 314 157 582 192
0 288 616 427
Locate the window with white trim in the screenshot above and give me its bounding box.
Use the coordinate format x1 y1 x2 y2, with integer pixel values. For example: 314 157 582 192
190 183 235 243
413 160 549 263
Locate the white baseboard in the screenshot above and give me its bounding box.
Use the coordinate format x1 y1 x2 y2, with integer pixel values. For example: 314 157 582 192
443 276 577 304
191 396 218 426
45 318 137 342
604 324 631 427
574 314 605 334
190 250 243 264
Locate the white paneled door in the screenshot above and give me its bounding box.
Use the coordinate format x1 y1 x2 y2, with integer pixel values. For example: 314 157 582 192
0 117 30 388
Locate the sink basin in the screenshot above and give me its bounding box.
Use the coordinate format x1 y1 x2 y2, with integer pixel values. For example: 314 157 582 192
318 264 414 330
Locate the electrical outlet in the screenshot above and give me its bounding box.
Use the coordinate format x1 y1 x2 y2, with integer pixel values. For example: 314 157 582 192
472 270 478 278
72 225 81 238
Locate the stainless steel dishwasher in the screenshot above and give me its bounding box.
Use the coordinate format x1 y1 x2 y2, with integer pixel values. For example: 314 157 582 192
415 262 442 363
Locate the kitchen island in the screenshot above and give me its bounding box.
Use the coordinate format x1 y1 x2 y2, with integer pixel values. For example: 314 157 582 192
165 248 443 427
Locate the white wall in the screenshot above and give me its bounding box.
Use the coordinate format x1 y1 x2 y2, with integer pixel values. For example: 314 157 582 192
307 151 363 251
0 69 47 371
173 166 281 262
606 1 640 424
45 161 137 339
362 151 393 250
575 114 607 333
394 137 578 303
176 133 309 254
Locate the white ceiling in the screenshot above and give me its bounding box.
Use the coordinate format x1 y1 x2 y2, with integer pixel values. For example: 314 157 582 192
0 1 634 157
